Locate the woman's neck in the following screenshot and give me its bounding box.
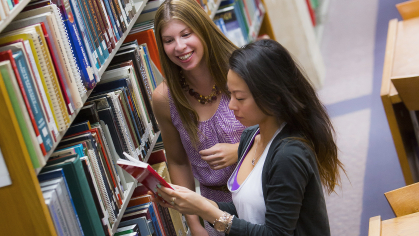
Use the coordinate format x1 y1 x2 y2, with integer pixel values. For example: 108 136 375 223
258 117 283 147
182 62 213 89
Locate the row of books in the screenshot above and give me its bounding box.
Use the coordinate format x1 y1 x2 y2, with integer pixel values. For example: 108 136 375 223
116 159 189 236
213 0 265 47
34 40 162 236
0 0 145 170
0 0 21 21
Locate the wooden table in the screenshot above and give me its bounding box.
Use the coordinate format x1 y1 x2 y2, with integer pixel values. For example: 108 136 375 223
369 212 419 236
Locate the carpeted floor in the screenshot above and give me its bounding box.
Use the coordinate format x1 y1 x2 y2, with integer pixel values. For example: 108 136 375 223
317 0 407 235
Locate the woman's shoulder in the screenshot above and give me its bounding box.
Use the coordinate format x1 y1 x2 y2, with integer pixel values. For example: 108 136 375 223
152 81 171 119
153 81 170 104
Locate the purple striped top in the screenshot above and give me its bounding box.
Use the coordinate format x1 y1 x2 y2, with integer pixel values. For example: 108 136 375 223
168 90 246 202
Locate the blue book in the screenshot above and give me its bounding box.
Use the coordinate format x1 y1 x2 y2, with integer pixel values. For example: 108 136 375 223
69 0 102 69
124 202 162 236
119 216 153 236
38 169 85 236
55 143 85 158
53 0 97 89
12 50 54 151
73 0 106 66
140 45 157 90
102 0 121 41
65 120 91 136
42 155 106 236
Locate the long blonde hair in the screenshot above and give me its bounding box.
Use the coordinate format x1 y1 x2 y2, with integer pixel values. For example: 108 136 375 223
154 0 237 147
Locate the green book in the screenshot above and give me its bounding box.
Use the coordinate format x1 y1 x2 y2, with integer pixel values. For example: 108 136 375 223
115 224 139 236
0 61 40 168
42 155 105 236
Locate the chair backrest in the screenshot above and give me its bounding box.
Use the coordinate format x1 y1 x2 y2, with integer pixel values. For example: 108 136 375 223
396 0 419 20
384 182 419 217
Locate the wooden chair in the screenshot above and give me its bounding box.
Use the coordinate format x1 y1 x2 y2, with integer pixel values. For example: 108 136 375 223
384 182 419 217
396 0 419 20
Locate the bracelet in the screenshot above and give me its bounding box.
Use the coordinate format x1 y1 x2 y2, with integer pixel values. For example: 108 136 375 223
214 212 234 233
226 215 234 234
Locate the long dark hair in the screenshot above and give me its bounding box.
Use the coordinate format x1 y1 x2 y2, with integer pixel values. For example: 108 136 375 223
229 39 344 194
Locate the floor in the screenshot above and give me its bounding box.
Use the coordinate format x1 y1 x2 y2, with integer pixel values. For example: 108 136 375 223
317 0 407 235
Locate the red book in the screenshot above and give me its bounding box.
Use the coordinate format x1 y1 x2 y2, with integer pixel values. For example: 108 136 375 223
148 150 167 166
119 152 173 197
124 29 163 75
40 22 74 115
0 50 47 155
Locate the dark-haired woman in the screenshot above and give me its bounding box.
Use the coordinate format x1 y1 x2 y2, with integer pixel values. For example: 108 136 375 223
152 39 345 236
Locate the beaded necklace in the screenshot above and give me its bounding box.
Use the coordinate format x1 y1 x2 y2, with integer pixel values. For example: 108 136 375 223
180 72 221 104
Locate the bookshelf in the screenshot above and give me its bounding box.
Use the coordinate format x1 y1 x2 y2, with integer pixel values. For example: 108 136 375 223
111 181 137 234
209 0 222 20
0 0 31 33
259 0 325 89
381 16 419 185
98 0 147 76
0 0 161 235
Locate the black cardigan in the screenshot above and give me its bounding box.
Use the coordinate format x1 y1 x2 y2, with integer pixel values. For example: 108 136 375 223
217 125 330 236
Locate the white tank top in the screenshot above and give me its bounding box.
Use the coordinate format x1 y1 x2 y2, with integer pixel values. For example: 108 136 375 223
228 124 285 224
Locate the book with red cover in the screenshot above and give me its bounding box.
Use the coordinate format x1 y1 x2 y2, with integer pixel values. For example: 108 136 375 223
124 29 163 74
148 150 167 166
0 50 47 155
119 152 173 196
39 21 75 115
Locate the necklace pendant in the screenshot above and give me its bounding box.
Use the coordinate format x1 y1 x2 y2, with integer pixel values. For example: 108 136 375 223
252 159 255 166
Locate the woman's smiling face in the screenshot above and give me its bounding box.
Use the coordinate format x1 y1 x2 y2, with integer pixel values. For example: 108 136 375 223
161 19 205 72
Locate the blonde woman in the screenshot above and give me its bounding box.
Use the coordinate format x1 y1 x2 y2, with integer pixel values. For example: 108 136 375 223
152 0 246 235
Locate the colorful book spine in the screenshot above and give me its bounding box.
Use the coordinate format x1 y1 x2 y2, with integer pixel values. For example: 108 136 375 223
95 0 116 48
97 0 118 44
13 50 54 152
55 0 97 89
76 0 107 66
86 0 111 57
101 0 121 41
111 0 127 33
104 0 123 37
0 62 42 168
91 0 113 53
69 0 102 70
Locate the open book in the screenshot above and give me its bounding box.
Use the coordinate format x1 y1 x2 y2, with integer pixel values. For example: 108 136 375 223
118 152 173 195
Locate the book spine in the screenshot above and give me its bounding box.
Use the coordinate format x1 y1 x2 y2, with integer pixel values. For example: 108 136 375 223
148 203 163 236
117 0 130 26
88 149 117 225
85 0 111 58
117 92 142 159
70 0 102 70
56 181 84 236
99 0 119 43
22 40 60 140
111 0 127 32
49 5 84 110
104 0 123 37
45 198 65 236
82 156 113 235
101 0 120 41
76 0 107 65
52 3 87 103
155 203 171 236
41 24 74 127
96 0 117 48
91 0 113 53
60 176 85 236
61 0 97 88
110 92 137 159
141 45 157 90
14 51 54 152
